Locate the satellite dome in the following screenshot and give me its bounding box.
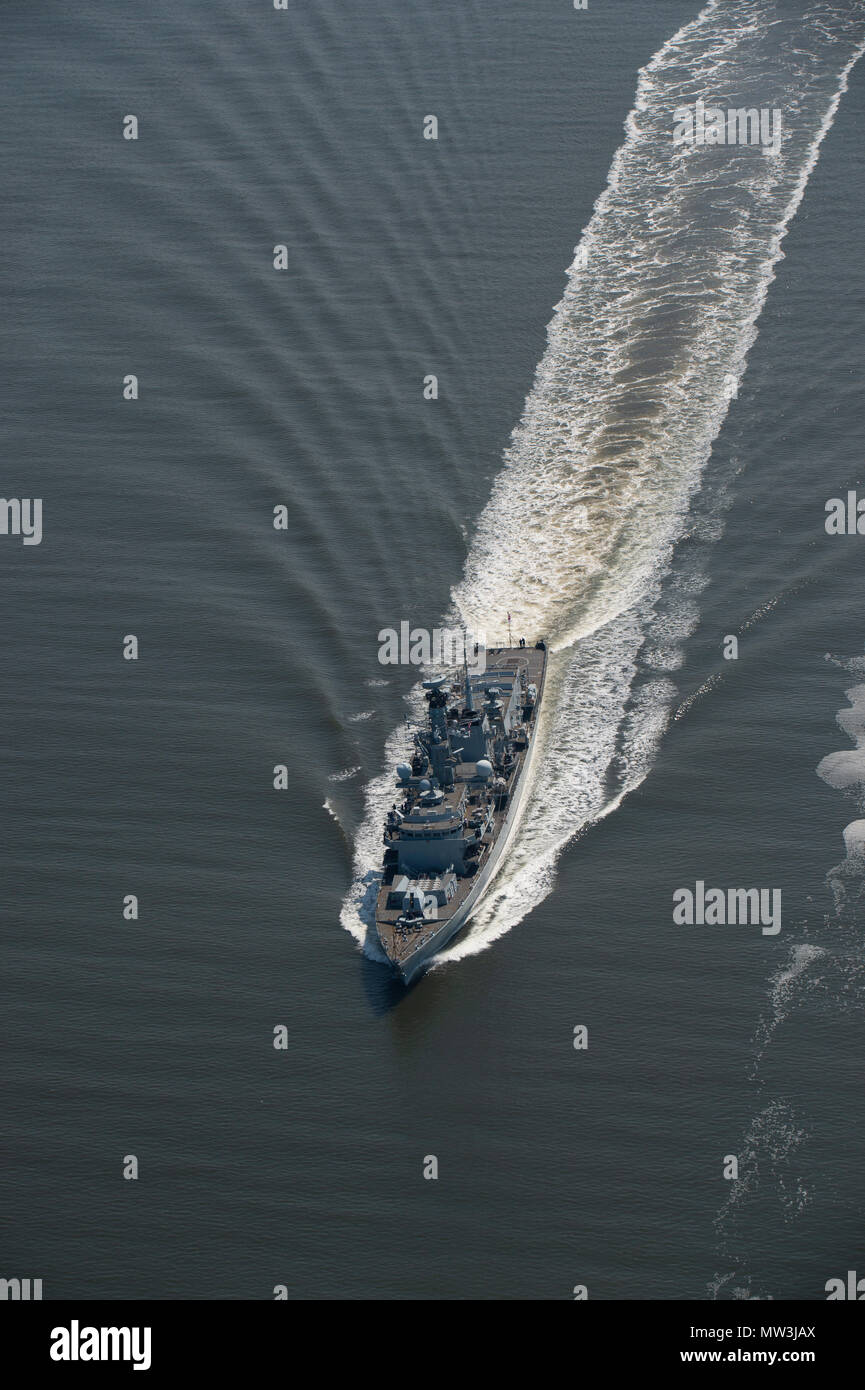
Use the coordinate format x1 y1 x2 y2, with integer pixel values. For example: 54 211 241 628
476 760 493 780
418 778 431 792
396 763 412 782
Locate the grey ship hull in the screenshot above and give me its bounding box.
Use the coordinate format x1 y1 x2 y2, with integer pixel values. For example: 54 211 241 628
376 645 548 984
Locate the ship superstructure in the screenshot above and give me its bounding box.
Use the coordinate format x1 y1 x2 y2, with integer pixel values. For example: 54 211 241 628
375 641 547 982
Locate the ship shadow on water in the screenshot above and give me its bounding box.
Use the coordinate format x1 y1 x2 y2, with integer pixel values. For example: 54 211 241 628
359 949 413 1015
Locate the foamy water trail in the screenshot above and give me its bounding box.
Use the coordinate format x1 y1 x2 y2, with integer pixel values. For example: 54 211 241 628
342 0 865 960
711 648 865 1298
452 2 865 648
749 942 826 1071
711 1100 811 1300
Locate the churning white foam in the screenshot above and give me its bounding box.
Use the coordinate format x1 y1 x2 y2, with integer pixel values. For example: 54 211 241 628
451 4 865 653
817 685 865 796
842 819 865 856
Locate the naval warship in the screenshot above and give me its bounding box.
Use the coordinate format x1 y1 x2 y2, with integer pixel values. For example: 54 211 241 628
375 640 547 983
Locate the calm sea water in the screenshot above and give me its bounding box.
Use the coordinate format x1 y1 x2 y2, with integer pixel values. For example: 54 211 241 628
4 0 865 1299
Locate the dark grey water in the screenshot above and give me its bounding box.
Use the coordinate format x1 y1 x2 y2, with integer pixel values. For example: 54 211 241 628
4 0 865 1299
